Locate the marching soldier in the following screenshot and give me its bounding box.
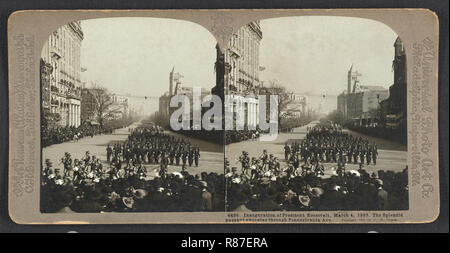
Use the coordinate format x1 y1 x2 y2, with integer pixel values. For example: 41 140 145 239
182 149 188 167
366 150 372 165
353 150 359 164
194 147 200 167
169 148 175 165
61 152 73 173
359 150 365 166
106 144 112 163
188 148 194 167
284 143 291 161
43 159 54 177
175 149 181 166
83 151 91 166
372 146 378 165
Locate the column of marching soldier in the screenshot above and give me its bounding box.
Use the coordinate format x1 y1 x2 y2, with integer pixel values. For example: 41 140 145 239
107 126 201 177
233 123 379 179
226 123 408 212
283 124 378 170
42 125 201 184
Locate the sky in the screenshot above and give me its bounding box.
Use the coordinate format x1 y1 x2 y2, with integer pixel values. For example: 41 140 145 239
259 16 399 113
80 17 217 99
70 16 397 115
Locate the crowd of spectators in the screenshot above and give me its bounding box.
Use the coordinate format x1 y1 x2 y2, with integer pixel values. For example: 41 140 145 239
41 120 134 147
41 152 225 213
226 160 408 211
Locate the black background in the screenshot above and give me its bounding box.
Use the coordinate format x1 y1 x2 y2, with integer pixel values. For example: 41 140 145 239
0 0 448 234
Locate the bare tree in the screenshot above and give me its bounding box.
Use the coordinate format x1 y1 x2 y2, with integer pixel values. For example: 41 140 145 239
89 81 121 129
264 79 293 131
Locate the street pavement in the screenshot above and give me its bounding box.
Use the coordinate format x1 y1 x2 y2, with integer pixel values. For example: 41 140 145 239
43 120 407 177
225 121 407 175
42 121 224 176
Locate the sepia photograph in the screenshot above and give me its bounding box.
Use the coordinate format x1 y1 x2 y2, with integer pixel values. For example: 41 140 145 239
7 8 441 225
39 18 225 213
224 16 409 212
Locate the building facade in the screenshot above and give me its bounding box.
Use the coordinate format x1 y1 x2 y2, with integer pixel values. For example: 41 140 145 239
41 21 83 127
81 88 131 124
110 94 130 120
159 92 171 117
80 88 96 123
159 67 211 128
214 21 263 129
285 93 308 117
380 36 407 129
337 66 389 126
159 67 184 117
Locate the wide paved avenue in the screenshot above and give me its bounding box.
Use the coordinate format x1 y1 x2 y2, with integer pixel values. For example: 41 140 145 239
226 121 407 175
42 121 224 177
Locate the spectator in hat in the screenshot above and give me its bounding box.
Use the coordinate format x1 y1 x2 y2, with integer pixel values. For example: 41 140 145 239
375 179 388 210
229 184 251 212
200 181 213 211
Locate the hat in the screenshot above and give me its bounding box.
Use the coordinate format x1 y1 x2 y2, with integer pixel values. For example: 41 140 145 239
348 170 361 177
285 189 297 201
260 177 271 185
199 181 208 188
122 197 134 209
298 195 311 207
171 171 184 179
133 189 148 199
231 177 241 184
375 179 383 186
309 187 325 198
55 179 64 185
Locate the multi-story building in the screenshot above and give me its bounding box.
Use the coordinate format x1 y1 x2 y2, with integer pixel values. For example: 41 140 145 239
159 67 183 117
159 67 211 127
110 94 129 120
159 92 171 118
337 66 389 126
214 21 263 129
41 21 83 127
380 36 407 129
81 88 131 124
337 65 362 118
285 93 308 117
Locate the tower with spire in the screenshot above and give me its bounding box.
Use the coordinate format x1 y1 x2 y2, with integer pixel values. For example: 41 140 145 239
393 37 406 85
347 64 353 94
169 66 175 96
347 64 362 94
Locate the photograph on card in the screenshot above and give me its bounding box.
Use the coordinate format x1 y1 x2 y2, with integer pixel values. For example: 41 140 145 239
222 17 408 212
39 18 225 213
